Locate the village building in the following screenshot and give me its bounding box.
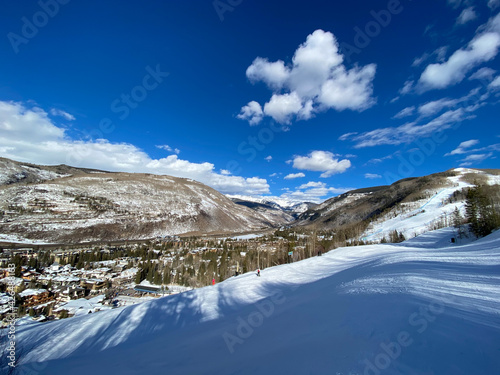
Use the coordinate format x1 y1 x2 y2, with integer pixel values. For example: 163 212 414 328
19 289 57 308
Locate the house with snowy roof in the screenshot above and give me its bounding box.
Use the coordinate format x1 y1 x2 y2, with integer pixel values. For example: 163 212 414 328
54 295 111 317
19 288 56 308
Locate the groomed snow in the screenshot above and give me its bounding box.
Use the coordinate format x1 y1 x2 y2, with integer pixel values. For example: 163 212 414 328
5 228 500 375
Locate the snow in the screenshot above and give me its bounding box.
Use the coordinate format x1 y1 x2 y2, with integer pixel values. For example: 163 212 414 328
114 295 156 307
0 172 280 243
229 233 265 240
0 233 55 244
0 277 23 286
226 194 304 208
18 288 47 298
54 295 110 316
0 161 68 185
5 227 500 375
362 173 474 242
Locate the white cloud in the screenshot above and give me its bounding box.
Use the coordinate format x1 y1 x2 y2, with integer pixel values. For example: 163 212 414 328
488 0 500 10
412 53 430 67
347 108 475 148
469 67 497 81
318 64 376 111
284 172 305 180
393 106 415 119
399 80 414 95
365 173 382 179
246 57 289 90
434 46 449 62
263 92 304 124
0 100 270 196
418 14 500 91
338 132 358 141
281 181 351 202
489 75 500 89
346 88 488 149
239 29 376 124
447 0 463 9
237 101 263 125
412 47 447 68
264 155 272 162
456 7 477 25
445 139 479 155
446 140 500 157
233 182 352 204
418 98 460 117
459 152 493 166
288 29 344 98
418 87 483 118
367 154 394 164
291 151 351 178
49 108 75 121
156 144 180 154
297 181 325 189
446 0 475 9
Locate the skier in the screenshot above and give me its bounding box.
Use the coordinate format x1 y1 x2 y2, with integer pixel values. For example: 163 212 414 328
212 278 215 285
257 269 260 277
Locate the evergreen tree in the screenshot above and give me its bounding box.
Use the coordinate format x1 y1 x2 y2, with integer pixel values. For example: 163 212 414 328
398 231 406 242
466 185 500 237
153 268 162 285
135 269 142 284
163 267 171 285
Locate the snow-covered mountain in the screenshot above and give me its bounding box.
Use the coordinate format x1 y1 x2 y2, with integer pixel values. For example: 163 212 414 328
296 168 500 240
0 158 287 243
1 158 498 244
0 157 105 185
228 194 318 218
6 227 500 374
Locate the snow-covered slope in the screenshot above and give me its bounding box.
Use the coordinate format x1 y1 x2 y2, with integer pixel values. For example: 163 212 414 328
227 194 304 208
0 158 70 185
228 194 318 214
362 168 499 242
7 228 500 375
0 168 284 243
296 169 500 242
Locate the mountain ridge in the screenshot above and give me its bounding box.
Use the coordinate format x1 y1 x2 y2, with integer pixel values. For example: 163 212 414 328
0 158 288 243
1 157 499 244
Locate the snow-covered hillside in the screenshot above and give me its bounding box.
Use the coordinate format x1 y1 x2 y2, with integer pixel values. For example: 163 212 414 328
227 194 317 214
6 228 500 375
362 168 499 242
0 158 69 185
0 171 284 243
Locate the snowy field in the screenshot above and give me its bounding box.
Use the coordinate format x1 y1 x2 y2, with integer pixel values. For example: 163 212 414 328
4 228 500 375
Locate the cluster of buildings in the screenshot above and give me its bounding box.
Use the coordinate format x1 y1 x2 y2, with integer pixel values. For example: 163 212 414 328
0 258 140 326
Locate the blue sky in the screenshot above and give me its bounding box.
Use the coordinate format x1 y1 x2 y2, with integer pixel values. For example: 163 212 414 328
1 0 499 203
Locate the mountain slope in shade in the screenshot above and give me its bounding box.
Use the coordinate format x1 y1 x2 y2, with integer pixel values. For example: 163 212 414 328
6 227 500 375
0 158 284 243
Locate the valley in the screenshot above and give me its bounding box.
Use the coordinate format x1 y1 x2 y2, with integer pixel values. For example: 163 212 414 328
1 158 499 375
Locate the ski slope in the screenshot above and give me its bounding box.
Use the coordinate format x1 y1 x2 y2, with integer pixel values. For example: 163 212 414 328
5 229 500 375
362 174 473 242
362 169 500 243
